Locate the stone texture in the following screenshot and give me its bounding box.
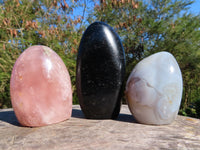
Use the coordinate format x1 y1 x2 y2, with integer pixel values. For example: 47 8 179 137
10 45 72 127
126 52 183 125
76 22 126 119
0 105 199 150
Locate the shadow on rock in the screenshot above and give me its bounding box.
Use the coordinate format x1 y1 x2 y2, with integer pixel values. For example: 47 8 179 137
0 110 20 126
71 108 137 123
117 113 137 123
72 109 85 119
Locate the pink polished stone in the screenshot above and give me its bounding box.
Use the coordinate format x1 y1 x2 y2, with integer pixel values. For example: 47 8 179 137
10 45 72 127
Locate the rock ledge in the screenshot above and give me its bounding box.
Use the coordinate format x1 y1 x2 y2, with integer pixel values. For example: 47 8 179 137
0 105 200 149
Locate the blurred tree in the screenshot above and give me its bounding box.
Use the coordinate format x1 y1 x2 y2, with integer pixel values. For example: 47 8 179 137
90 0 200 116
0 0 199 119
0 0 87 108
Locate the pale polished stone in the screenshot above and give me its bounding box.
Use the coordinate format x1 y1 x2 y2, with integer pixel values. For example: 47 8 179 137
126 52 183 125
10 45 72 127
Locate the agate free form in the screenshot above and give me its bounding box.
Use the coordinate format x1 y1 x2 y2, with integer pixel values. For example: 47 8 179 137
10 46 72 127
126 52 183 125
76 22 126 119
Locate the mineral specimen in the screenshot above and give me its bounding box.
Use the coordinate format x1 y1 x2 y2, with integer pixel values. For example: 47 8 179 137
126 52 183 125
10 45 72 127
76 22 126 119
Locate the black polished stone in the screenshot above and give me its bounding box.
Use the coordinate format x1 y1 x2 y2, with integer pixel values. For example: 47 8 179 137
76 22 125 119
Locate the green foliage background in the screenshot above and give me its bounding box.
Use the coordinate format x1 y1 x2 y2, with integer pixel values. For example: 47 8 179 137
0 0 199 118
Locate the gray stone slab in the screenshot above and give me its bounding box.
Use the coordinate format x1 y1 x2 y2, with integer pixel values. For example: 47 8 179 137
0 105 200 150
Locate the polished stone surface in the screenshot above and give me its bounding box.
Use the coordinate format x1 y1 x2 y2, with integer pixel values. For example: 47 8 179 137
0 105 200 150
126 52 183 125
76 22 125 119
10 45 72 127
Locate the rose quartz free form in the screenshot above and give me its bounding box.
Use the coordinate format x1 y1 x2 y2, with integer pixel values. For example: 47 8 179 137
10 45 72 127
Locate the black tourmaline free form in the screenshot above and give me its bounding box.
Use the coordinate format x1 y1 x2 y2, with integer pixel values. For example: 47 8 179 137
76 22 126 119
